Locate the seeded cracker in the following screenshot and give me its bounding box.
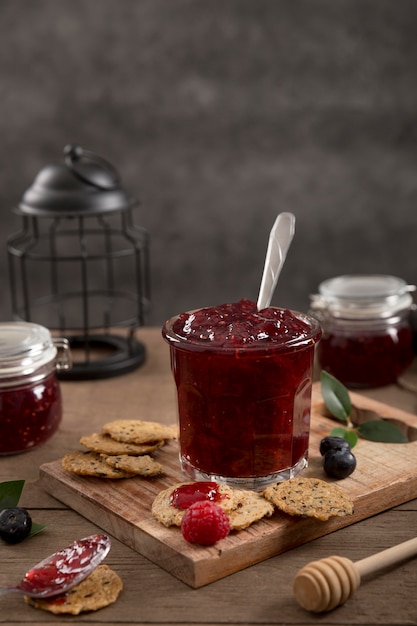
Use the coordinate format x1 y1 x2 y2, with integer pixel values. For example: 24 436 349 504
102 419 177 445
103 453 164 476
262 477 354 521
80 432 164 456
62 451 133 478
152 482 235 527
152 482 274 530
228 488 274 530
24 564 122 615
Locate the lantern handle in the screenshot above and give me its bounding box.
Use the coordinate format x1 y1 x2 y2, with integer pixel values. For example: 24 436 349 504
64 145 121 191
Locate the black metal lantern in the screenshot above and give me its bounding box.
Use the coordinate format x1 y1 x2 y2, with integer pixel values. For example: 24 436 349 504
7 145 150 380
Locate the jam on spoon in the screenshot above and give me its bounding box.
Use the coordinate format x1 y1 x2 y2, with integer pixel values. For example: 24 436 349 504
0 533 111 598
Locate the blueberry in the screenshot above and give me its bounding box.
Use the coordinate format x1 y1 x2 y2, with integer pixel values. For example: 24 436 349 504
323 449 357 480
319 436 351 457
0 507 32 544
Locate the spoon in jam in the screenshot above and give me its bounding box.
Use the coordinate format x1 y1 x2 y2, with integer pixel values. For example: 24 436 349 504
257 212 296 310
0 533 111 598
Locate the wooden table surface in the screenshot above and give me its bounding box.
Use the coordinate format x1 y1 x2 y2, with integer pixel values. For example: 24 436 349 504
1 327 417 625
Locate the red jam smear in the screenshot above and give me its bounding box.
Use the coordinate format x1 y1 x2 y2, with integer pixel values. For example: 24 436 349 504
0 372 62 454
170 481 227 510
18 534 110 597
164 299 321 479
317 325 414 388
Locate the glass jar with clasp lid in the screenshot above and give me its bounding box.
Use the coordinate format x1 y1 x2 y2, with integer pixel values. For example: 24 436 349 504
0 322 71 454
309 275 415 388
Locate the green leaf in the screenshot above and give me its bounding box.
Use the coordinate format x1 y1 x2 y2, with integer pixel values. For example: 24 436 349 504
321 371 352 423
29 522 47 538
0 480 47 540
329 427 359 449
0 480 25 508
358 420 408 443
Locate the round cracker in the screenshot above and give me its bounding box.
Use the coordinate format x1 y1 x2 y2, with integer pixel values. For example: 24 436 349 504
24 564 122 615
151 481 272 530
103 454 164 476
151 482 235 527
62 451 133 479
227 488 274 530
263 477 354 521
102 419 177 445
80 432 164 456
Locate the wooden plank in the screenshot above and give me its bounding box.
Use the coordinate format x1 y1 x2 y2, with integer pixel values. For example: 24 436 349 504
39 383 417 588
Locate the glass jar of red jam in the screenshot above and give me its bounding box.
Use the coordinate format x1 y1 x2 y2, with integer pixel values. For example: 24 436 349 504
0 322 71 454
309 275 415 388
162 299 322 490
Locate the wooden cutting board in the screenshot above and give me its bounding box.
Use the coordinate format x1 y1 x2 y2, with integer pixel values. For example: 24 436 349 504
39 384 417 588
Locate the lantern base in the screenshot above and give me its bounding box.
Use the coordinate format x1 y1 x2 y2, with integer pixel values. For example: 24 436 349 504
58 333 146 380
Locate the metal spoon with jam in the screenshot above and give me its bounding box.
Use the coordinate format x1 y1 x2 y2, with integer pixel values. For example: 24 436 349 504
0 533 111 598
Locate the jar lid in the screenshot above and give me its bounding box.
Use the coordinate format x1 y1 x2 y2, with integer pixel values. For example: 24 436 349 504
0 322 57 376
311 274 416 319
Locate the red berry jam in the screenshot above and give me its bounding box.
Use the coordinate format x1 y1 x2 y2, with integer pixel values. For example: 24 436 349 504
163 299 321 489
0 372 62 455
18 534 111 598
310 275 415 388
0 322 70 455
317 325 413 388
170 481 228 510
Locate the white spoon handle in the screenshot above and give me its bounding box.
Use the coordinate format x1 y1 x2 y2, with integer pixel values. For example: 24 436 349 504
257 212 296 310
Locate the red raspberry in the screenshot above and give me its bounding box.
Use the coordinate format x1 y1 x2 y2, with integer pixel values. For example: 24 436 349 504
181 501 230 546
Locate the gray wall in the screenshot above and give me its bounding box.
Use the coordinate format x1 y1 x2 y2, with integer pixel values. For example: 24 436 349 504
1 0 417 328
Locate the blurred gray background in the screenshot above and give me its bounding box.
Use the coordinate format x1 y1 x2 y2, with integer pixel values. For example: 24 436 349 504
1 0 417 328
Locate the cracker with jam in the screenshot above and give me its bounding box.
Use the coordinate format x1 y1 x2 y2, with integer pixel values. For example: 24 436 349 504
24 564 122 615
152 481 274 531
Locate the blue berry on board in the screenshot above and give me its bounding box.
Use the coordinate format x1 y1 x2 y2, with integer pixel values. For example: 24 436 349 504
323 449 357 480
319 436 351 457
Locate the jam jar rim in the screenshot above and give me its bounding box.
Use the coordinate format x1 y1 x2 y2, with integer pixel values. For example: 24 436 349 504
162 307 322 354
0 321 57 377
311 274 415 320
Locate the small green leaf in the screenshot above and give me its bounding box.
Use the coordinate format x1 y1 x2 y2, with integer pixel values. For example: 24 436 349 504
0 480 47 541
329 427 359 449
358 420 408 443
29 522 47 538
0 480 25 508
343 430 359 449
321 371 352 423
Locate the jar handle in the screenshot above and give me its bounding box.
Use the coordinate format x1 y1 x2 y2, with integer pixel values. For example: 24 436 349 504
53 338 72 371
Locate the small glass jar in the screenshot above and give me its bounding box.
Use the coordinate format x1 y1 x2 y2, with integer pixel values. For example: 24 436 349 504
309 275 415 388
0 322 71 454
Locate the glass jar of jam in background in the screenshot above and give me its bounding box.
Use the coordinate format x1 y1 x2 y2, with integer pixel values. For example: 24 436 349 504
0 322 71 454
163 299 322 490
309 275 415 388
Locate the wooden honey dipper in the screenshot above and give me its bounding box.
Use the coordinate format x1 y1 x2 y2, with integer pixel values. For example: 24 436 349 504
293 536 417 613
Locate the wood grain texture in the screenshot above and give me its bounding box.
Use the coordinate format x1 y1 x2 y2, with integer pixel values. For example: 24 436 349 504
39 383 417 588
